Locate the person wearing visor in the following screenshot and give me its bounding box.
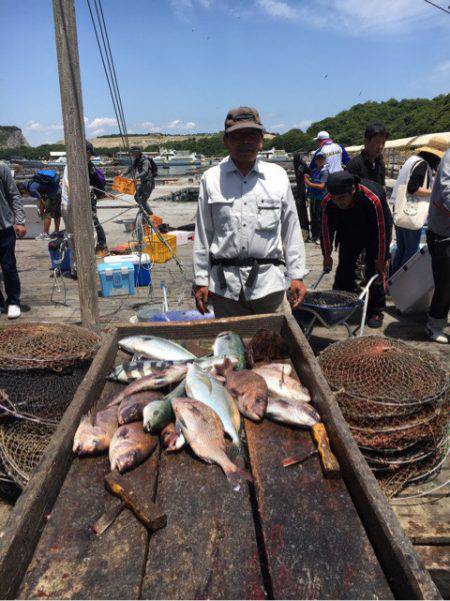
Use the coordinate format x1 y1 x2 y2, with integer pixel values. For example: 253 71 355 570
194 106 307 318
321 171 393 328
123 146 158 213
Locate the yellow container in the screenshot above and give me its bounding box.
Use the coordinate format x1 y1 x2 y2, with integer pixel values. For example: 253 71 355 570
143 234 177 263
112 176 136 195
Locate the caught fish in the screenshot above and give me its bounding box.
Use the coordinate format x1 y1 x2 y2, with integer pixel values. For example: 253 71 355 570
108 364 188 406
185 363 241 449
252 366 311 403
109 422 158 473
266 397 320 428
109 356 238 384
109 359 187 384
260 362 292 375
118 391 162 425
143 378 186 433
73 405 118 456
119 335 196 361
213 331 246 371
216 358 268 421
245 329 289 367
172 398 252 486
160 422 186 452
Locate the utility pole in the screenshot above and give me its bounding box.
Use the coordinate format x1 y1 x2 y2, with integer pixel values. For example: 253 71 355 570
53 0 99 328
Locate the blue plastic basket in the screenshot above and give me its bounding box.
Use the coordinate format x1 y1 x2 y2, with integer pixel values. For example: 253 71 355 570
137 308 215 322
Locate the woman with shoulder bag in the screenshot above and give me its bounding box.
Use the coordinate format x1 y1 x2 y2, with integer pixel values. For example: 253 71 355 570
391 137 446 273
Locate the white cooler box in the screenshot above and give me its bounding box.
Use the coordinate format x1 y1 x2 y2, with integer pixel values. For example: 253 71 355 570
387 245 434 314
23 204 43 239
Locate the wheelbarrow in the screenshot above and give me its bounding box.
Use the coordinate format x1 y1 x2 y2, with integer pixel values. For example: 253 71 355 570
293 270 379 339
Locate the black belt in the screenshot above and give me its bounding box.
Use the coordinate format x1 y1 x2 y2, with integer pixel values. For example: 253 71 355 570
210 255 285 289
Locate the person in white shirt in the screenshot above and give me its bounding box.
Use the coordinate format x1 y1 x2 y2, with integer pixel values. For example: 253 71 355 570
193 106 307 318
310 130 350 174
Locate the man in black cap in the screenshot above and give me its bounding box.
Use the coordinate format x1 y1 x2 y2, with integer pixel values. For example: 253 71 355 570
123 146 158 213
321 172 393 328
193 106 307 318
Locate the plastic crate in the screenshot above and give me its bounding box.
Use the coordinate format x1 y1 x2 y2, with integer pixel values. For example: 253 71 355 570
97 261 135 297
112 176 136 195
143 234 177 264
137 308 215 322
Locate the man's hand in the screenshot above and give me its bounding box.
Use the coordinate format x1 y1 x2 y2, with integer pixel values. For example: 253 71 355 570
323 255 333 272
289 279 307 309
194 285 210 315
14 224 26 239
375 259 389 275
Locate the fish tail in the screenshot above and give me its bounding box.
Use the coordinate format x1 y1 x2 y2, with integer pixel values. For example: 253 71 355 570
224 462 253 487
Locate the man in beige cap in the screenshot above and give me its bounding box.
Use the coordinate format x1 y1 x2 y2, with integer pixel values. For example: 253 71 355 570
193 106 307 318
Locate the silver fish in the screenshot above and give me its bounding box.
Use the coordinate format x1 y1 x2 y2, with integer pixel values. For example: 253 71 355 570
252 366 311 403
108 364 188 407
172 398 252 487
266 397 320 428
108 356 238 384
185 363 241 449
213 331 246 370
119 335 196 361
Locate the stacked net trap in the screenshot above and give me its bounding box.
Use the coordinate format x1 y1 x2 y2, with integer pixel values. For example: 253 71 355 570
318 336 449 497
0 323 100 490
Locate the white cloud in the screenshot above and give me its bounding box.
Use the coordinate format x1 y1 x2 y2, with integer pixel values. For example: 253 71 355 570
434 60 450 74
26 120 44 131
87 117 117 129
269 123 285 131
184 121 197 129
254 0 441 34
256 0 298 20
167 119 183 129
90 129 105 137
293 119 313 132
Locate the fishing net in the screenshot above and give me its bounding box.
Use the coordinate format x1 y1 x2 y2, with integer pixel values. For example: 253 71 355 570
303 290 360 308
0 420 55 489
0 323 100 370
318 336 449 497
0 323 100 425
0 323 100 492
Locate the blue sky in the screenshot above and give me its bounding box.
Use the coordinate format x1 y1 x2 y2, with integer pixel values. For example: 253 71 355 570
2 0 449 146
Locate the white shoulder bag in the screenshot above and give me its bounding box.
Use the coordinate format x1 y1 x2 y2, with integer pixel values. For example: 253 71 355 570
393 165 432 230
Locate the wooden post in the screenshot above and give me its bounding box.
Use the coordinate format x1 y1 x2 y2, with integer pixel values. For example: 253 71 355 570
53 0 99 327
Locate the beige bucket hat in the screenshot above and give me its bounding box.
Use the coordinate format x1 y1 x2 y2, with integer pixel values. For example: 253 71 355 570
415 135 449 159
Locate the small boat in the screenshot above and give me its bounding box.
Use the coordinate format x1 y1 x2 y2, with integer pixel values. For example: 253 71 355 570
258 148 291 162
168 151 201 166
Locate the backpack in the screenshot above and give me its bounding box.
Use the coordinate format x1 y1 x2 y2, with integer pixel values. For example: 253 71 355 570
33 169 60 186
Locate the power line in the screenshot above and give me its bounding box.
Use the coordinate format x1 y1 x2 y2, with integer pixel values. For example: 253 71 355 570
422 0 450 14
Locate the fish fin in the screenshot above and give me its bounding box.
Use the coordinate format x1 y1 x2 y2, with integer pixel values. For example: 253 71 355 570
224 462 253 487
228 441 243 462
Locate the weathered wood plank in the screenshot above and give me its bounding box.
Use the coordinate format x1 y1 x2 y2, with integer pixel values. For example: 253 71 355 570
245 416 393 600
415 546 450 599
18 379 157 600
281 314 441 600
393 501 450 545
0 331 118 600
141 448 266 600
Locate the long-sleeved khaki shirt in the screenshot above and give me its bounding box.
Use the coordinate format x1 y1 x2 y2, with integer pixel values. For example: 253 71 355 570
194 156 306 301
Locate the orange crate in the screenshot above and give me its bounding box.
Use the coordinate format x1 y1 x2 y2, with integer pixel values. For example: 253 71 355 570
143 234 177 263
112 176 136 195
143 215 164 235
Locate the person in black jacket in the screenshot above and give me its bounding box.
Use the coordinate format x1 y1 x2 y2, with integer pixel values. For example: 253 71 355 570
292 152 310 240
346 123 388 187
123 146 158 214
321 171 393 328
86 142 108 258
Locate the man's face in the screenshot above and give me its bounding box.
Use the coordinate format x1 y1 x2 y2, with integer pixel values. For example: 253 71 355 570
131 151 140 160
331 186 356 209
223 128 263 162
364 134 386 159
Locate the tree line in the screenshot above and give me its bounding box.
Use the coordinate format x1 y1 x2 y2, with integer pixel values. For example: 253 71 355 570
1 94 448 160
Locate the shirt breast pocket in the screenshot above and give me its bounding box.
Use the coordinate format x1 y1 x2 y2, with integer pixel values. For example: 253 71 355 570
256 196 282 231
208 193 235 232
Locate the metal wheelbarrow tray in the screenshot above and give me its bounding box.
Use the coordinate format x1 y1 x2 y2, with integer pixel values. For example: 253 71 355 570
0 315 440 599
